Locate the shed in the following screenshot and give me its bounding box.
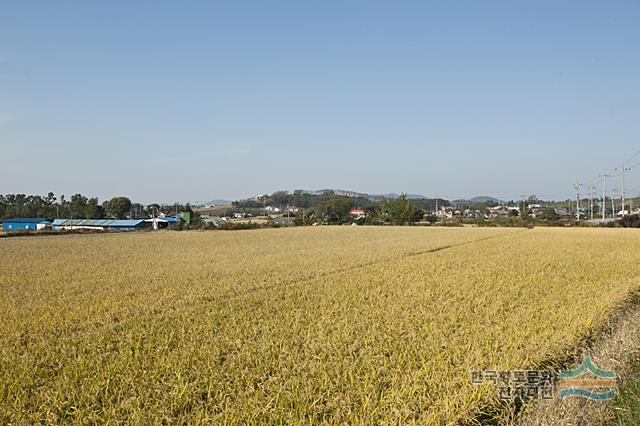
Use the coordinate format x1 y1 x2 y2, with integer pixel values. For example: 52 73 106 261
52 219 148 231
2 218 51 231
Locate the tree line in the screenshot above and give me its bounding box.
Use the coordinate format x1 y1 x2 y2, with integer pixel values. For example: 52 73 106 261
0 193 194 221
233 190 378 210
292 194 437 226
230 191 452 226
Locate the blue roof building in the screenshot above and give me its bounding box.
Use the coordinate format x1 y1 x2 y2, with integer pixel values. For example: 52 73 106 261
2 218 51 231
52 219 148 231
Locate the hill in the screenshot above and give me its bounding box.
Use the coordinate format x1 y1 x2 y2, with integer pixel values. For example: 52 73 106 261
453 196 505 205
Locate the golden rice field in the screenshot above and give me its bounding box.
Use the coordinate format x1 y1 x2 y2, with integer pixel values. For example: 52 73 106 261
2 226 640 424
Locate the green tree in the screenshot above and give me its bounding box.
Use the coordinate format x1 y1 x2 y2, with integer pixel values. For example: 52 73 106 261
382 194 420 225
425 214 438 224
541 207 558 221
146 204 161 217
314 196 352 224
294 209 316 226
69 194 88 218
84 197 104 219
104 197 132 219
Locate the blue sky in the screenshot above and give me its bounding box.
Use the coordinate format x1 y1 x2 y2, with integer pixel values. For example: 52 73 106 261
1 1 639 203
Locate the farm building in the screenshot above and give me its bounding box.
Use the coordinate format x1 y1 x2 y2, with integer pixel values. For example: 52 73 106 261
2 218 51 231
52 219 148 232
145 216 181 230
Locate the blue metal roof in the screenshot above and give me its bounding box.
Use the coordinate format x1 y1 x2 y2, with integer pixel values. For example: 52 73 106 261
52 219 146 227
143 217 180 223
4 218 50 223
158 217 178 223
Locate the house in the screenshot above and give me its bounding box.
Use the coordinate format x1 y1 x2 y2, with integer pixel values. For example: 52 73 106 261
350 209 366 218
2 218 50 231
486 205 519 218
52 219 148 231
437 206 460 218
463 209 482 219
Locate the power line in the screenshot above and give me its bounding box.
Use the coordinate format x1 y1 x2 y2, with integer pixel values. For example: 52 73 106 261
624 149 640 165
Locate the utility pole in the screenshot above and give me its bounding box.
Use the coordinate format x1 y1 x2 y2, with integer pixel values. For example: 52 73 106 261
615 162 631 216
622 162 625 216
573 180 581 221
603 174 606 220
152 207 157 230
599 171 611 221
589 184 595 220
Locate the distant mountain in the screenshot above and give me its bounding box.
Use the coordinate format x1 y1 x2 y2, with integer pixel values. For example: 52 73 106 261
300 189 427 201
452 196 505 205
470 196 504 203
373 193 427 200
196 199 232 207
405 194 427 200
234 189 437 204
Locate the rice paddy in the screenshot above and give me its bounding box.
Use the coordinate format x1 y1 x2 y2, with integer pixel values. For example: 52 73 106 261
2 227 640 424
